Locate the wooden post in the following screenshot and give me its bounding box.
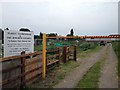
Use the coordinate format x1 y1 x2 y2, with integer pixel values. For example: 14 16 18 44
56 48 60 65
74 46 76 61
42 33 46 79
62 46 66 63
21 51 26 88
56 48 60 60
67 47 69 60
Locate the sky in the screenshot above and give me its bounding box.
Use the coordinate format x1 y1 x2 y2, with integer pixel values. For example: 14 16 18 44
0 0 119 36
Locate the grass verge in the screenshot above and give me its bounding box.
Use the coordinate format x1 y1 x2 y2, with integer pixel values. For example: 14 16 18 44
75 61 102 88
29 61 80 88
111 41 120 88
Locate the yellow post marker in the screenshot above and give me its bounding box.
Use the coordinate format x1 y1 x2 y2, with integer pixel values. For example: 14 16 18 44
42 33 46 79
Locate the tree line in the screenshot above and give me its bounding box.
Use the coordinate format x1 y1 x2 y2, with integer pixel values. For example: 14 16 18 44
0 28 75 41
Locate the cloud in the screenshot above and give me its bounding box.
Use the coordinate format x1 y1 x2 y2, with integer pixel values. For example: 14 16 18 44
1 1 118 35
0 0 119 2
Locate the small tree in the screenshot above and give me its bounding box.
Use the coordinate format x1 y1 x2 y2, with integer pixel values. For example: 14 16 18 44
34 35 39 39
19 28 30 32
70 28 74 36
39 32 43 39
0 29 4 44
4 28 9 30
48 33 57 37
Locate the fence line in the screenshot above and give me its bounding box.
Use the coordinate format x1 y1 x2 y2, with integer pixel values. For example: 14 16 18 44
1 46 76 88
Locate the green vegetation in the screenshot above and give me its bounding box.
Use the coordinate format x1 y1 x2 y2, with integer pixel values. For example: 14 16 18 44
34 40 100 60
34 45 42 51
76 58 105 88
78 42 99 51
112 41 120 88
112 41 120 59
77 45 101 59
34 44 57 51
30 61 79 88
112 41 120 73
34 38 84 51
34 39 99 52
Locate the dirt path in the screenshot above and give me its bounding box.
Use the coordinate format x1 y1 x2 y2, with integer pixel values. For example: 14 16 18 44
54 45 108 88
99 44 118 88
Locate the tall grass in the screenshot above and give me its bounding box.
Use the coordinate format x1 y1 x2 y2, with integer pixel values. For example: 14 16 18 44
78 42 99 51
112 41 120 88
77 42 100 59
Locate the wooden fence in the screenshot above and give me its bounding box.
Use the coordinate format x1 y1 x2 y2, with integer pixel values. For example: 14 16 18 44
62 46 76 63
0 46 76 88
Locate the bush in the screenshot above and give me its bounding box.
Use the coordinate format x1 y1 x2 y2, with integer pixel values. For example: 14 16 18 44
79 42 98 51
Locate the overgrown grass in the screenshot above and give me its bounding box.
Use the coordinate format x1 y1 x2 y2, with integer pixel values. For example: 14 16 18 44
29 61 79 88
76 61 101 88
75 59 105 88
112 41 120 59
112 41 120 88
34 45 42 51
77 46 101 59
34 45 56 51
78 42 99 51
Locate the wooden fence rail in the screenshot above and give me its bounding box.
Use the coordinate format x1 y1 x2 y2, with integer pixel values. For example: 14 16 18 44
1 51 42 88
1 46 76 88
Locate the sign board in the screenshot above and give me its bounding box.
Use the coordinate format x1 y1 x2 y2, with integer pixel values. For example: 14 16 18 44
4 30 34 57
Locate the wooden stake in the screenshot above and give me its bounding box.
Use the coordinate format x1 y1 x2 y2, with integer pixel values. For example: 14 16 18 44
42 33 46 79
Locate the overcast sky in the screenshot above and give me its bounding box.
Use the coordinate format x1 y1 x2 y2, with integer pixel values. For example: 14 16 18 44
0 0 119 36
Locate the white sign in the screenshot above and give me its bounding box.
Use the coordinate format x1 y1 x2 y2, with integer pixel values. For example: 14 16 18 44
4 30 34 57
